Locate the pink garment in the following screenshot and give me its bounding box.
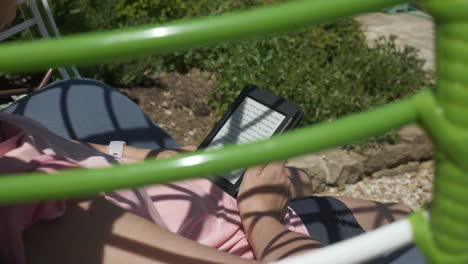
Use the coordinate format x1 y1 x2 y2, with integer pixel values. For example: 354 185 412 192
0 112 308 263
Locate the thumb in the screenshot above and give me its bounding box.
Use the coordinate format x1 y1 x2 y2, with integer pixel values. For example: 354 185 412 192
181 145 197 151
244 164 266 178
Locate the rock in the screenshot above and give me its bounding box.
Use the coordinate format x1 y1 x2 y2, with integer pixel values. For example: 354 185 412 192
371 161 420 178
288 155 328 192
318 161 434 210
364 144 407 172
363 143 432 173
398 124 432 145
288 150 367 190
322 149 366 186
420 160 434 171
288 131 433 192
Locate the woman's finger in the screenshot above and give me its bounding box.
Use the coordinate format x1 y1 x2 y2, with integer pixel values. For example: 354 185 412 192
181 145 197 151
244 164 266 178
261 161 287 175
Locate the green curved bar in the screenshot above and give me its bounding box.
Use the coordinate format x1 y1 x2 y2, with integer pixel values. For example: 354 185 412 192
424 0 468 22
409 0 468 263
0 0 404 72
0 94 419 204
415 90 468 173
410 212 467 263
1 0 468 263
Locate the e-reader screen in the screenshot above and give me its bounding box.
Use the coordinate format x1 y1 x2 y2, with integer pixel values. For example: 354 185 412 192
205 97 286 184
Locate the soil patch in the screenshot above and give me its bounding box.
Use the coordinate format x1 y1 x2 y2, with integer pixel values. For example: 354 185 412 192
120 69 218 146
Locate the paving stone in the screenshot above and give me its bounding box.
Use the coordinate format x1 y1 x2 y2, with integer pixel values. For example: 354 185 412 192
355 13 435 70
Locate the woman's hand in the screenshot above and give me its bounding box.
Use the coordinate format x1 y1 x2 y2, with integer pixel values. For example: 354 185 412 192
237 162 321 261
283 167 313 198
237 162 291 223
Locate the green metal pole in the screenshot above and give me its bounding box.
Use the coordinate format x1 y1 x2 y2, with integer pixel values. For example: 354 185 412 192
0 0 405 73
410 1 468 263
0 94 420 204
5 1 468 262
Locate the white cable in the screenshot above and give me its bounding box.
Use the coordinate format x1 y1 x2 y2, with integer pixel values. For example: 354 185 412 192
274 218 414 264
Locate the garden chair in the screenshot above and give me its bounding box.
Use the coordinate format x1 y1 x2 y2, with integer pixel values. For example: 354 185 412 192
0 0 467 263
0 0 80 99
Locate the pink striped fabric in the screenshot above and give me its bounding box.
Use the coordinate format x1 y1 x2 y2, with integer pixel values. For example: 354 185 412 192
0 112 308 263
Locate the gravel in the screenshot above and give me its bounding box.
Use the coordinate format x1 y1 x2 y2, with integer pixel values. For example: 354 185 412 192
317 161 434 210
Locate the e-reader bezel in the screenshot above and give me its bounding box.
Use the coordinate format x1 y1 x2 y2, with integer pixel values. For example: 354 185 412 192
198 84 303 196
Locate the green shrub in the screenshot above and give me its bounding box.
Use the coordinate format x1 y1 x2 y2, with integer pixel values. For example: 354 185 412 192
49 0 265 85
48 0 430 130
184 22 429 126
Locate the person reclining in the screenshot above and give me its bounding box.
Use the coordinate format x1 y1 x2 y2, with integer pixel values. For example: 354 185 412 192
0 3 424 264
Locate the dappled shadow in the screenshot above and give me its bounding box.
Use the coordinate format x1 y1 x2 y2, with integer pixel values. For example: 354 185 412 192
23 197 231 264
149 182 242 239
208 97 285 147
289 196 411 246
1 79 417 262
3 79 178 149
